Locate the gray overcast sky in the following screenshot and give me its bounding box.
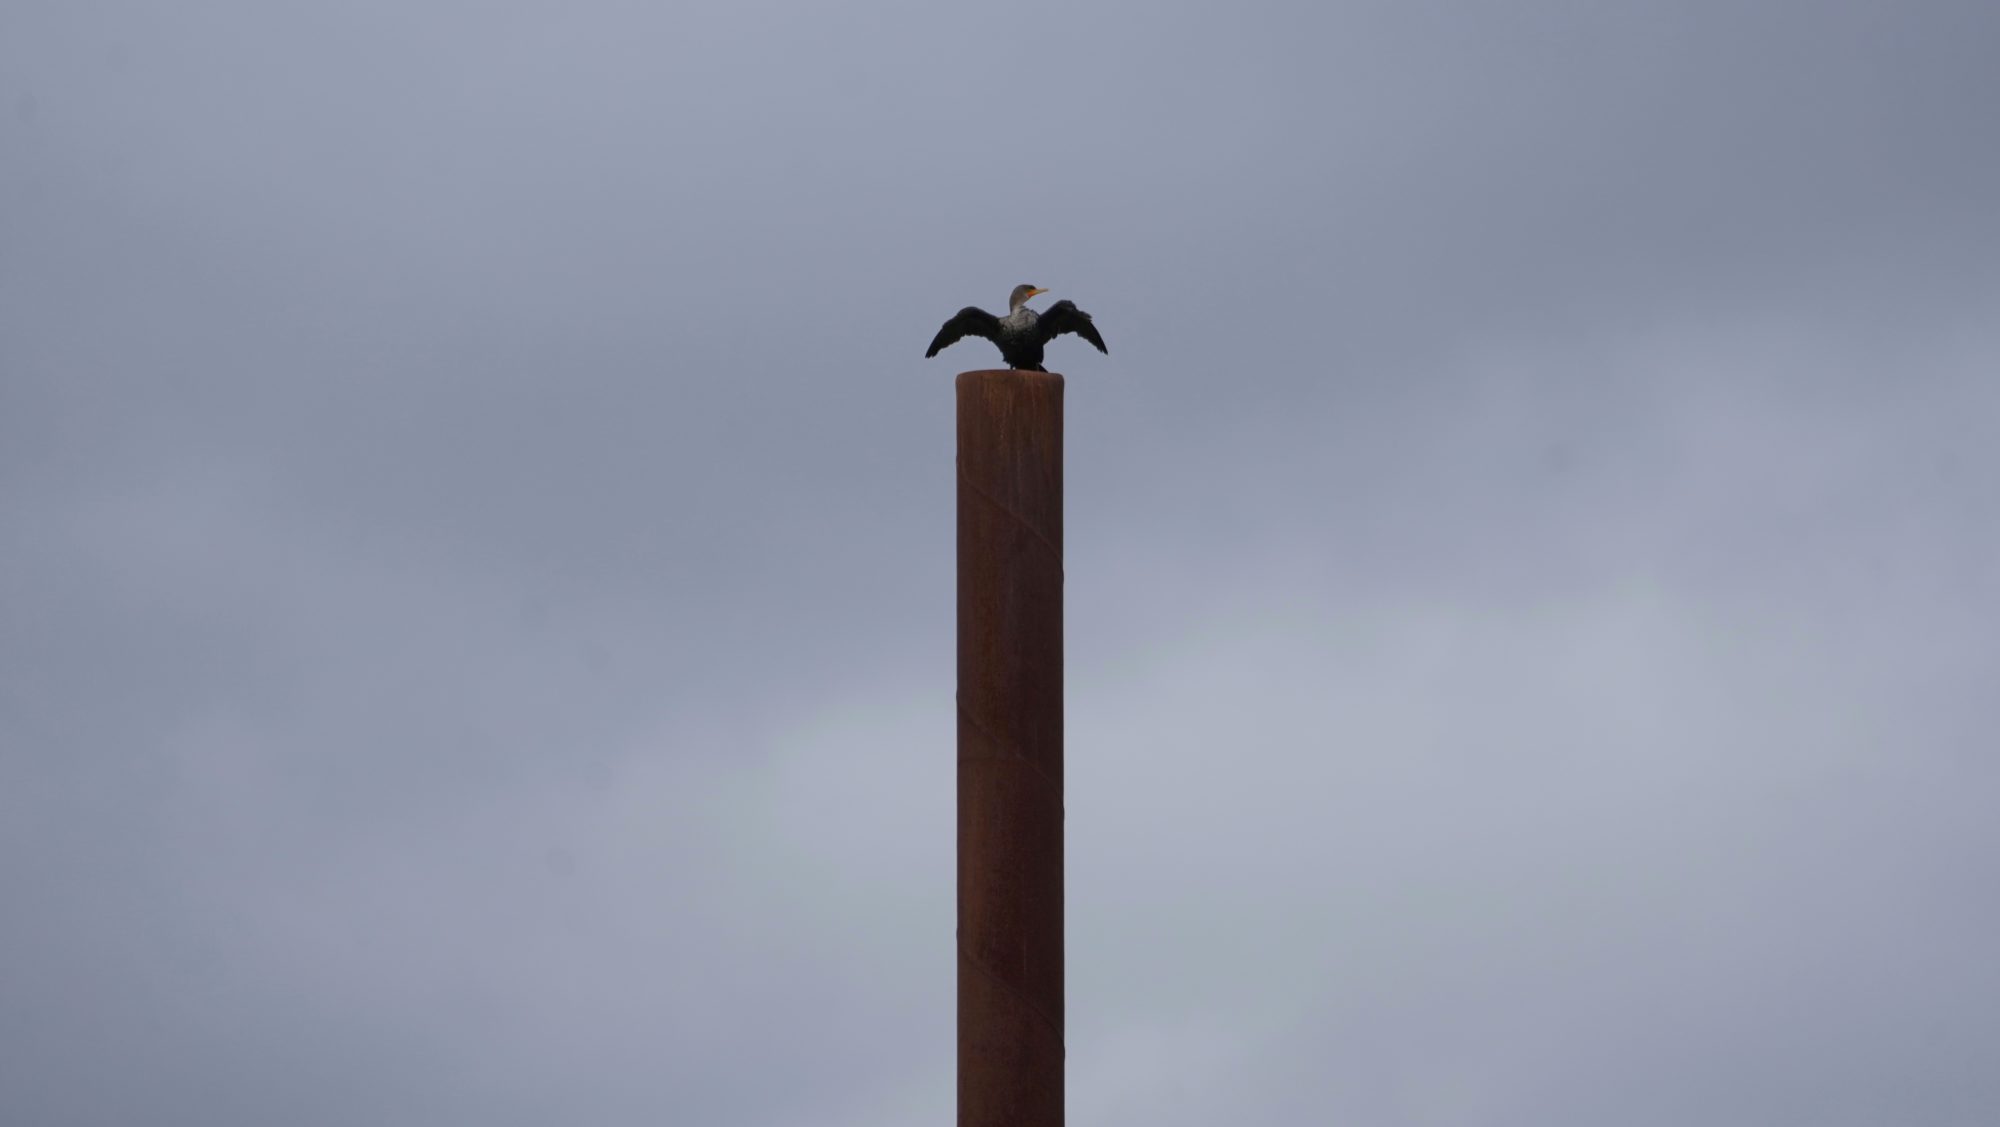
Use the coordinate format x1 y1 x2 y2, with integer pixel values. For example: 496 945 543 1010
4 1 1998 1124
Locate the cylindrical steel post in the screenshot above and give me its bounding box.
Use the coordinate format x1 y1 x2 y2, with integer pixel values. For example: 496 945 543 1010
957 369 1064 1127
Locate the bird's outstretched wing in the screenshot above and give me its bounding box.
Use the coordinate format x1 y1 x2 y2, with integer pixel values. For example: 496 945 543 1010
1033 300 1108 354
926 307 1003 357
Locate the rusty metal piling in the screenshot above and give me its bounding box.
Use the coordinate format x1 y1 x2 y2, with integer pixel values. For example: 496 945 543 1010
956 369 1065 1127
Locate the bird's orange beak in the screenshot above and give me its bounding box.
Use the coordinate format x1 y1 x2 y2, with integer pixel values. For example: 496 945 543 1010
1027 287 1049 298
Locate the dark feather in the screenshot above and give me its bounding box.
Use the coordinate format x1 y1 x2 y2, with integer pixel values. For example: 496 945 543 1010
926 306 1003 357
1032 300 1108 354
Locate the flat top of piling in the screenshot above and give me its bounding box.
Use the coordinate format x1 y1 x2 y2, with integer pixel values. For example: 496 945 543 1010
956 369 1064 380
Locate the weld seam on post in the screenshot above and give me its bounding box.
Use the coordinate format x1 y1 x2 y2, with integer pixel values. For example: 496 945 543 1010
957 459 1064 571
956 756 1064 809
957 935 1065 1046
956 698 1061 796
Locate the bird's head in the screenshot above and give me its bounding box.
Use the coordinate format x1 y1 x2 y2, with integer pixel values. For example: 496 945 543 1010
1009 284 1049 311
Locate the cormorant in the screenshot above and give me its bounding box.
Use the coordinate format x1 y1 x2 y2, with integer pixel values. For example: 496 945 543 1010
926 284 1108 372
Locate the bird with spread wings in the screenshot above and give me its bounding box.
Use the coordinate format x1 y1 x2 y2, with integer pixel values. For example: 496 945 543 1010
926 284 1108 372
